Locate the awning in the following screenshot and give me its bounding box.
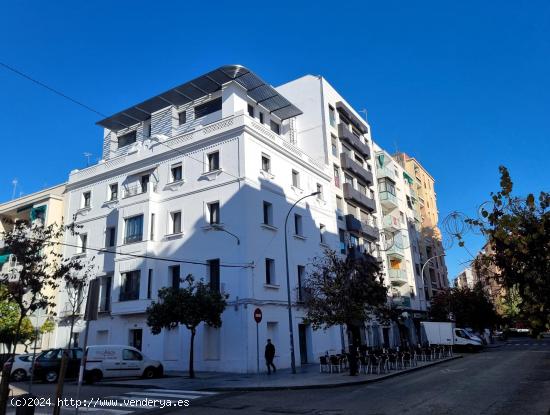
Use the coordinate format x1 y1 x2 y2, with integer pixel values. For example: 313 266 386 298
0 254 10 266
97 65 303 131
403 171 414 185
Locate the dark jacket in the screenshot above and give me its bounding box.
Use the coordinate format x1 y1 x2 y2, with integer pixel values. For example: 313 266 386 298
265 343 275 360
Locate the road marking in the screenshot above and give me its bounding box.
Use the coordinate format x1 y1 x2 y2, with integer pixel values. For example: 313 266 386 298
65 408 132 415
126 391 208 399
144 388 218 395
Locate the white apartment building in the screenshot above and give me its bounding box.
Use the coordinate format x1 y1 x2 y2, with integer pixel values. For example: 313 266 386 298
57 66 345 373
455 267 475 289
55 66 438 371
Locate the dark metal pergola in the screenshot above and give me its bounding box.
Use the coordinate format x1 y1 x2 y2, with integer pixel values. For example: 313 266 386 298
97 65 302 131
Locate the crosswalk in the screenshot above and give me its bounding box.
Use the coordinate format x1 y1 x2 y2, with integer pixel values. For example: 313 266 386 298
7 388 220 414
504 342 549 346
65 389 219 415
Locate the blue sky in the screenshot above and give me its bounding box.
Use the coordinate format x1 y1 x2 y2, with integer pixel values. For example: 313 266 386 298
1 1 548 280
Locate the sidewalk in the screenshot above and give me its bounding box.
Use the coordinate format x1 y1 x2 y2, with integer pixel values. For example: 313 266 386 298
97 355 462 392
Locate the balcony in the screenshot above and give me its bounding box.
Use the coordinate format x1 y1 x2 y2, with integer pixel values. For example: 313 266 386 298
379 191 399 211
382 214 401 231
337 123 370 158
388 269 408 286
392 295 412 308
123 183 158 199
345 214 379 241
340 153 373 185
376 165 398 181
111 298 153 315
347 245 380 262
343 183 376 212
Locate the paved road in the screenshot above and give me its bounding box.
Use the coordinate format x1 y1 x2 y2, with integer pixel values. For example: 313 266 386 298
6 382 218 414
177 338 550 415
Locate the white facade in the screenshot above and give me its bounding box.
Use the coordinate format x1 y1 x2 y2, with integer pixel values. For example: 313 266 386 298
57 72 344 373
55 66 435 371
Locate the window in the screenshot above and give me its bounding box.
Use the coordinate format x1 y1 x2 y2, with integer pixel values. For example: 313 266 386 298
247 104 254 117
123 349 142 360
170 211 182 234
171 164 183 182
118 131 137 148
194 98 222 118
144 120 151 138
259 112 264 124
294 214 303 236
334 165 340 188
263 201 273 225
265 258 275 285
106 227 116 248
147 269 153 299
329 105 336 127
208 259 220 292
120 270 140 301
150 213 155 241
82 192 91 208
316 183 323 200
292 170 300 188
170 265 180 289
358 182 367 195
297 265 305 301
99 274 112 312
141 174 150 193
339 229 346 254
208 151 220 171
109 184 118 201
261 154 271 172
79 234 88 253
400 211 405 224
320 224 326 244
406 195 413 209
336 196 344 219
125 215 144 244
331 135 338 156
208 202 220 225
345 174 353 185
178 111 186 125
378 178 396 195
355 155 364 166
270 120 280 134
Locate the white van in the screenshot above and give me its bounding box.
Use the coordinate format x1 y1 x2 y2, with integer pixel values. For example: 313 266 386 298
84 345 163 383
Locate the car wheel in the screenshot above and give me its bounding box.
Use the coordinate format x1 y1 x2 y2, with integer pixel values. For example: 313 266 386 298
155 366 164 378
142 367 155 379
11 369 26 382
45 370 59 383
85 370 103 384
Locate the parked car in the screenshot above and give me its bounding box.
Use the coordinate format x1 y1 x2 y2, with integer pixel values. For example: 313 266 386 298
4 354 34 381
32 348 83 383
84 345 163 383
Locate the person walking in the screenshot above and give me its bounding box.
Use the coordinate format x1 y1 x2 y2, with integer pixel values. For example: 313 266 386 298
265 339 276 374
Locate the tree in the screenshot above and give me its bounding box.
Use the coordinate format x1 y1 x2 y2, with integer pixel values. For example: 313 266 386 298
146 275 228 378
429 284 499 331
464 167 550 334
0 220 91 354
63 271 92 348
302 250 388 374
0 300 35 352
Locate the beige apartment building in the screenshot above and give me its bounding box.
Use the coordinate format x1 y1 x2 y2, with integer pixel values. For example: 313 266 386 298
394 153 449 299
0 183 66 353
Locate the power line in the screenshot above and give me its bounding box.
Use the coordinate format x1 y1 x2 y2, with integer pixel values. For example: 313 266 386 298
0 59 242 182
0 61 107 118
23 237 252 269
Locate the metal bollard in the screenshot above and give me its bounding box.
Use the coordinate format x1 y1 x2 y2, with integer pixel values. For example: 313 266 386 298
15 394 35 415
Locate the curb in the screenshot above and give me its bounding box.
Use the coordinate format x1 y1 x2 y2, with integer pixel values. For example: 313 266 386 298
96 355 463 392
201 355 463 392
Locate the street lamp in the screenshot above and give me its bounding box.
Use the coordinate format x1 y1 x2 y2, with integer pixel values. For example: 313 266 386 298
420 254 446 310
284 191 320 375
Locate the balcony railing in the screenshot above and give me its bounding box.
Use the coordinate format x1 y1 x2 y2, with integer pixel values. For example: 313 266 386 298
337 124 370 158
343 183 376 212
119 291 140 302
388 269 408 286
123 183 158 199
345 214 379 240
382 214 401 231
392 295 412 308
340 153 373 185
376 165 398 181
379 191 399 211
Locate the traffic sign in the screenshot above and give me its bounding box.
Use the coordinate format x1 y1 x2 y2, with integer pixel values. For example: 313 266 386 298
254 308 262 323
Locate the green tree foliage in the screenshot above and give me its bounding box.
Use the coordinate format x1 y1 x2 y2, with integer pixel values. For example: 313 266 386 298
0 220 92 354
0 300 35 351
146 275 227 378
429 284 499 331
466 167 550 334
303 250 388 373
